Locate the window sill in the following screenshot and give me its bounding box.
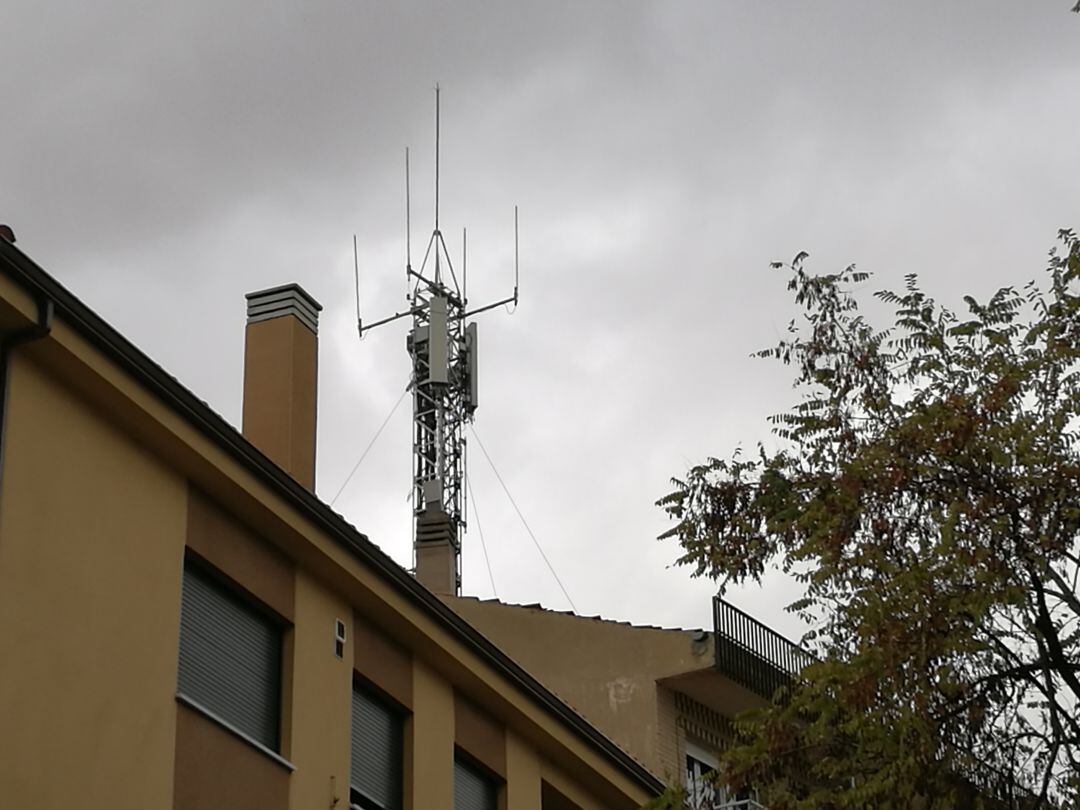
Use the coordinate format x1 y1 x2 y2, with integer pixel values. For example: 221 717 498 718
176 693 295 772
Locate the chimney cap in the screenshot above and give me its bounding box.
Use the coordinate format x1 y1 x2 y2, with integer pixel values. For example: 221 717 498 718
246 283 322 334
0 225 15 243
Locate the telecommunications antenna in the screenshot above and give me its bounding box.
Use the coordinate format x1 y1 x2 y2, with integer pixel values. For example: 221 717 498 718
358 85 519 595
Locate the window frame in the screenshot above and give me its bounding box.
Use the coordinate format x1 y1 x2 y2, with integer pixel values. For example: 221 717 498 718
350 676 407 810
176 554 289 758
453 748 501 810
684 739 757 810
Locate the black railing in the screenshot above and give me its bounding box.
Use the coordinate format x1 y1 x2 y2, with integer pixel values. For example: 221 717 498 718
713 597 815 699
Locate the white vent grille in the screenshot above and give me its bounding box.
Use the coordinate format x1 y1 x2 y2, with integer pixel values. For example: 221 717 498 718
246 284 322 334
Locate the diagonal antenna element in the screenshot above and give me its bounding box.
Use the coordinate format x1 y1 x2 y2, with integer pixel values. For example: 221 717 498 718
513 206 519 307
353 234 362 335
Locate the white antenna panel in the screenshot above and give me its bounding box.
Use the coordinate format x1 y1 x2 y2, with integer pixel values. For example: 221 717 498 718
428 296 449 384
465 322 478 413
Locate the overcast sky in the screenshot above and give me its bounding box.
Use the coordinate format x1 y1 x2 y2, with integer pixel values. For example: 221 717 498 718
3 1 1078 639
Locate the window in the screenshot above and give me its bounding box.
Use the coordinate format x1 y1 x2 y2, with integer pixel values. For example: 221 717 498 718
684 740 758 809
350 685 403 810
685 744 718 810
177 559 283 752
454 756 498 810
682 747 760 807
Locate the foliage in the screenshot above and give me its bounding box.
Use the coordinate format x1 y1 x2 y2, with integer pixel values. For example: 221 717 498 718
658 231 1080 808
641 785 689 810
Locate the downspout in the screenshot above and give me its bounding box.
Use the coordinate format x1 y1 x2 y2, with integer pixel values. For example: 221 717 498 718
0 230 54 498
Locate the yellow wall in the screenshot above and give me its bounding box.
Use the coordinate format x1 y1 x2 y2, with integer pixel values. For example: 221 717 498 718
409 659 455 809
287 570 353 809
505 731 542 810
447 596 713 776
0 354 186 809
542 761 607 810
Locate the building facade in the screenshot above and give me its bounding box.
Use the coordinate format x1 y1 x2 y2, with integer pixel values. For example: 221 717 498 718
445 596 774 807
0 234 662 810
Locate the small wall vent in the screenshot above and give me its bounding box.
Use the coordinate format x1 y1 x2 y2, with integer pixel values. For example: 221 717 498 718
334 619 347 659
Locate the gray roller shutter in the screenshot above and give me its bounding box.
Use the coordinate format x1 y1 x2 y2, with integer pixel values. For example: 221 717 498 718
350 687 402 810
177 561 282 751
454 758 497 810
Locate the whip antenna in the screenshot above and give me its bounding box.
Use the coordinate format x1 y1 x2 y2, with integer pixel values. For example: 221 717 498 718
405 148 412 272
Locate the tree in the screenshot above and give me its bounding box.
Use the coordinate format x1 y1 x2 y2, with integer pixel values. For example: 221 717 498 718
658 230 1080 808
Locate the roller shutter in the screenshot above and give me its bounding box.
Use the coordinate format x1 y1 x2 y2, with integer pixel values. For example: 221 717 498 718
350 686 403 810
454 758 497 810
177 561 282 751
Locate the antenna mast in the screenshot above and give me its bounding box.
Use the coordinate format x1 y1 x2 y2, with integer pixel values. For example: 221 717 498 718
357 87 519 595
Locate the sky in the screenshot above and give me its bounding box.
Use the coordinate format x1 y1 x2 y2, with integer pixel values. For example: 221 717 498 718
3 1 1078 640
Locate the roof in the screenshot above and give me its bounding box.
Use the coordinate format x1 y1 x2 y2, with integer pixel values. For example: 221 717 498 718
450 595 710 636
0 238 665 798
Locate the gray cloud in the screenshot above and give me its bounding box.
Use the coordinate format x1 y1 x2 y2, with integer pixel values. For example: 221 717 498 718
3 0 1078 637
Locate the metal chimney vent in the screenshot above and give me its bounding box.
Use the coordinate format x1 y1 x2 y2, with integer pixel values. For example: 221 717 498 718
246 284 322 334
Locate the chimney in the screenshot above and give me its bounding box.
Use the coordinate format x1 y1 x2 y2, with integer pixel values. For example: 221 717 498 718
414 480 457 597
242 284 322 489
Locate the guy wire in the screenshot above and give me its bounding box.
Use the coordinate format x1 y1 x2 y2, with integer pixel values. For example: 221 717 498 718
466 471 498 599
469 424 578 612
329 385 409 507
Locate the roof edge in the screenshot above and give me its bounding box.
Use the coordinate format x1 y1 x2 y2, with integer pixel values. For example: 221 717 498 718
448 594 709 635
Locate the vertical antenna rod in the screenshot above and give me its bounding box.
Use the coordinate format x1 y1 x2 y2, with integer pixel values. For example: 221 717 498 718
405 148 412 271
433 84 442 285
434 84 441 233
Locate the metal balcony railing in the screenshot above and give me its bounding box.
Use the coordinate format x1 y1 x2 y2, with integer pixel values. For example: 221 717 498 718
687 793 765 810
713 597 815 699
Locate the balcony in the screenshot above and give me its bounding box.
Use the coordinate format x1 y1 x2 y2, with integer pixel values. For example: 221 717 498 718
712 597 815 700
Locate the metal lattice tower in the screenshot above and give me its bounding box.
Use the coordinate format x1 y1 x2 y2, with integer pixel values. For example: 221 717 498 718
358 87 517 595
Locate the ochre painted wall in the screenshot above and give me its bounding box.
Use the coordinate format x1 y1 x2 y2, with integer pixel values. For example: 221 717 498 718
505 731 542 810
446 596 713 775
542 761 607 810
409 659 455 810
0 355 186 809
287 569 354 809
173 704 290 810
353 611 413 709
242 315 318 489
